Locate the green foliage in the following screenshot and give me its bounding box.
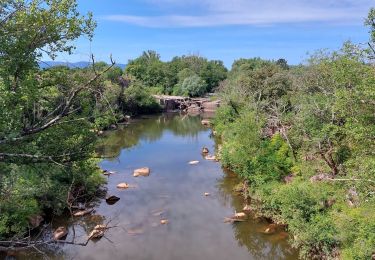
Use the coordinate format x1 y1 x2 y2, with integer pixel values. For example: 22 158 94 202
0 0 110 240
214 22 375 258
173 75 207 97
121 82 161 115
126 52 227 96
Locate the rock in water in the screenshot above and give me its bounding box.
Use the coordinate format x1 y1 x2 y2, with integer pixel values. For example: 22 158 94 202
73 208 94 217
205 154 217 161
160 219 169 225
133 167 150 177
201 119 211 126
188 160 199 165
89 225 107 239
204 192 211 196
202 147 209 154
235 212 247 218
53 226 68 240
106 195 120 205
117 183 130 189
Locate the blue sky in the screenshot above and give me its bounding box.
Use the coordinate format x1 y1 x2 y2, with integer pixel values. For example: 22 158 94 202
55 0 374 67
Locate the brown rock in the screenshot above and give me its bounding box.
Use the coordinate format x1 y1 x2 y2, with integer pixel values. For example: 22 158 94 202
53 226 68 240
89 225 107 239
117 183 130 189
202 147 209 154
160 219 169 225
201 119 211 126
73 208 94 217
133 167 150 177
262 224 278 235
205 154 217 161
234 212 247 218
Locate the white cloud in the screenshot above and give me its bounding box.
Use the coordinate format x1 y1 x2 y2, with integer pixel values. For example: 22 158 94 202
103 0 374 27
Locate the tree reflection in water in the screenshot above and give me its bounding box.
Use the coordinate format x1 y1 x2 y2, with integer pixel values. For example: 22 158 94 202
96 113 207 159
216 168 298 259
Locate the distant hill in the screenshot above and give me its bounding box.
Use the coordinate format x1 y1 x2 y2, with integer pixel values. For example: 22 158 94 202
39 61 126 70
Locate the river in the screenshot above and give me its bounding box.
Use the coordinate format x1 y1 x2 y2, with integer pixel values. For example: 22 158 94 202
14 113 298 260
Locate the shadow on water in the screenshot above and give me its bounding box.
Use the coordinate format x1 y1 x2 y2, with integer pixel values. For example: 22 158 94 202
8 112 298 260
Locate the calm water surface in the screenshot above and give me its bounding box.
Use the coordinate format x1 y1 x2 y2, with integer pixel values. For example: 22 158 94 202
12 113 298 260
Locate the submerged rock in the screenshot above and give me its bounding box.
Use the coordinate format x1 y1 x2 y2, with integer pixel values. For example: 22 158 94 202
133 167 150 177
262 224 278 235
53 226 68 240
224 212 247 223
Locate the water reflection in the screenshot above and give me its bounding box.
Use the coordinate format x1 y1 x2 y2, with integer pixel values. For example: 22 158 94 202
216 169 297 259
96 113 206 158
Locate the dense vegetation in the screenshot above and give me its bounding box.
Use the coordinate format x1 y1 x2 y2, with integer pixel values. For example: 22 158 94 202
125 50 228 97
1 1 374 259
213 12 375 259
0 0 224 243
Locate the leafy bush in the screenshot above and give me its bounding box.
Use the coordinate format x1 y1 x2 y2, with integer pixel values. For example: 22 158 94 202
122 83 161 114
173 75 208 97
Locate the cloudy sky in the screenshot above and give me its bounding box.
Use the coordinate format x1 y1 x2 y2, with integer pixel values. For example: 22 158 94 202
60 0 374 67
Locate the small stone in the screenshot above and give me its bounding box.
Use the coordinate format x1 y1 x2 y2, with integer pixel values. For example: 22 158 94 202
204 192 210 196
160 219 169 225
53 226 68 240
73 208 93 217
117 183 130 189
133 167 150 177
202 147 209 154
201 119 211 126
189 160 199 165
235 212 246 218
89 225 106 239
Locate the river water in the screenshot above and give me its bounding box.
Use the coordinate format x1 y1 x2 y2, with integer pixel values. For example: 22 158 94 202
12 113 298 260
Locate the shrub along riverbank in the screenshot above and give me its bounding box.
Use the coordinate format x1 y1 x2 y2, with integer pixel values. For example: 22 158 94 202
212 14 375 258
